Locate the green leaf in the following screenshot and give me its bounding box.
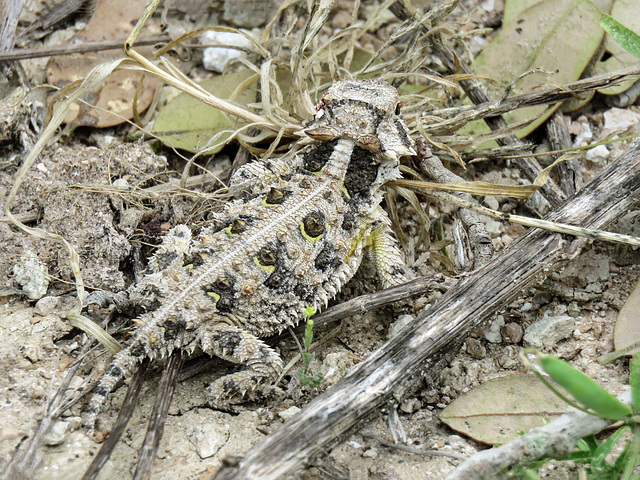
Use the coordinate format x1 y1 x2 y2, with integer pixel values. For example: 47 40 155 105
439 374 567 445
468 0 604 140
539 354 632 420
152 69 257 154
594 1 640 95
631 354 640 413
592 426 629 469
600 14 640 59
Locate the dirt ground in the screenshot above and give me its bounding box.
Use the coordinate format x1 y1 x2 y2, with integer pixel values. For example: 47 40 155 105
1 0 640 479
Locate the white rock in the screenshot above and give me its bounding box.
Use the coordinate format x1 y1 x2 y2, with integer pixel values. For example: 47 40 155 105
43 421 69 446
572 120 592 147
524 315 575 348
278 405 301 422
584 144 609 163
189 423 229 459
202 30 254 73
13 251 49 300
484 315 505 343
604 107 640 134
388 314 413 338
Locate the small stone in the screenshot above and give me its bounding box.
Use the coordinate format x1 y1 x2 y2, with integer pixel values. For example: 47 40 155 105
34 296 61 316
399 398 422 414
189 424 229 459
483 315 505 343
421 389 439 404
484 219 502 237
565 302 580 317
584 145 609 163
67 417 83 431
388 314 413 339
202 30 255 73
13 251 49 300
223 0 270 27
43 421 69 446
501 322 523 344
524 315 575 348
525 191 551 216
465 338 486 359
278 406 301 422
521 302 533 312
318 352 351 386
561 253 609 288
497 354 518 369
362 448 378 458
603 107 640 135
112 178 129 188
484 195 499 211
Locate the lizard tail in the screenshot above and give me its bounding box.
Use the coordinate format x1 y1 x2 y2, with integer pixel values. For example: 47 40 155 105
84 340 146 431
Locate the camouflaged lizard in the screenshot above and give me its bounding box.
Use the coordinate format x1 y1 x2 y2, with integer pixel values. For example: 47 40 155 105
86 79 416 429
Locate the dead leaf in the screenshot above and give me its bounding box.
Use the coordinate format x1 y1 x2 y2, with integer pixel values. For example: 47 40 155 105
439 374 567 444
151 70 258 154
613 276 640 355
46 0 163 128
464 0 604 141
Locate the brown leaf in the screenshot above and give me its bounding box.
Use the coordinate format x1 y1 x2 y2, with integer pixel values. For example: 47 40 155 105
613 277 640 355
45 0 163 128
439 374 567 444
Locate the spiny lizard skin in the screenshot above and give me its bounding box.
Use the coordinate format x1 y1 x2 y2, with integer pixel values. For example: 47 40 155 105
86 79 416 429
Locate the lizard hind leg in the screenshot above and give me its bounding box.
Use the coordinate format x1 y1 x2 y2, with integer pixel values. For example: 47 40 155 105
198 323 284 409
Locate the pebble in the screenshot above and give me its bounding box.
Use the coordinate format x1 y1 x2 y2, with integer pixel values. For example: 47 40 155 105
362 448 378 458
388 314 413 339
278 405 301 422
189 424 229 459
483 315 505 343
584 145 609 163
501 322 523 344
465 338 486 359
524 315 575 348
484 195 499 211
202 30 255 73
603 107 640 135
13 251 49 300
43 421 69 446
399 398 422 414
319 352 351 386
34 296 61 316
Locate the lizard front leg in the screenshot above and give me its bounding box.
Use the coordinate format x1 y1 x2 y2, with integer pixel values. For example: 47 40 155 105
366 207 410 288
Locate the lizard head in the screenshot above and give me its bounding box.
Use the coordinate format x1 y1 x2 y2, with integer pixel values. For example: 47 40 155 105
302 80 416 162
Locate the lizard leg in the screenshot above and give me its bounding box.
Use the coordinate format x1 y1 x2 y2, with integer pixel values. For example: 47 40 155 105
366 207 410 288
198 323 283 408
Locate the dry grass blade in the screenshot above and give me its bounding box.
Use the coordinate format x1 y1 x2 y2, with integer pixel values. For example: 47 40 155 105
81 361 149 480
132 352 185 480
393 179 538 198
406 187 640 248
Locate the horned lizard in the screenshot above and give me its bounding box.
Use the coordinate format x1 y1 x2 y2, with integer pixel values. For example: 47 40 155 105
86 79 416 429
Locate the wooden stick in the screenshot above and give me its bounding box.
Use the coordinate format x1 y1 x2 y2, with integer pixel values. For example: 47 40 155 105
213 139 640 479
0 36 169 61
